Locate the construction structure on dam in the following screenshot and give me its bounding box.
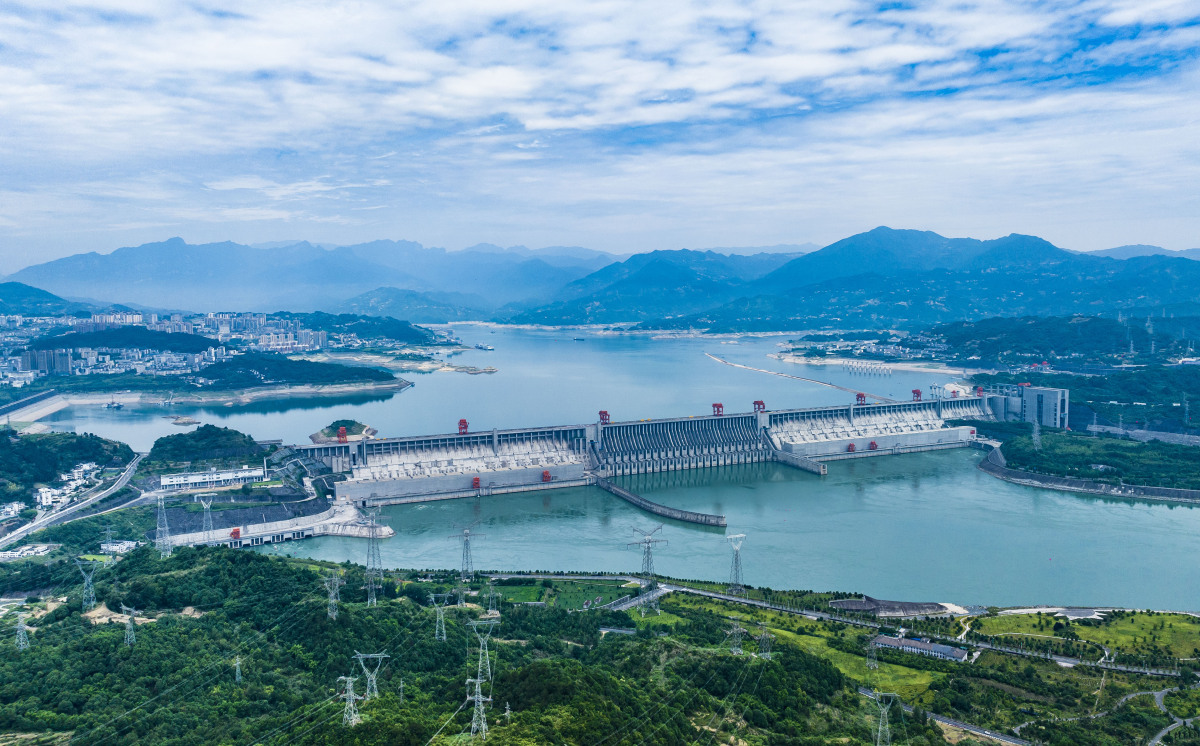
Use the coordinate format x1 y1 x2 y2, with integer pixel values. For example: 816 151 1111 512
296 391 993 527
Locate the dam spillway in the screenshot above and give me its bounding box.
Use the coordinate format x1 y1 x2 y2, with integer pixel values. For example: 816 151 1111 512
299 396 991 525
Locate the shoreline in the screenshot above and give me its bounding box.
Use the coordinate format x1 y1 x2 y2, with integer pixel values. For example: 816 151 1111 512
7 379 412 422
770 352 974 376
292 350 497 375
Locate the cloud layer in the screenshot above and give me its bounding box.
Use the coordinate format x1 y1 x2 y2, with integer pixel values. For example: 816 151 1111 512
0 0 1197 266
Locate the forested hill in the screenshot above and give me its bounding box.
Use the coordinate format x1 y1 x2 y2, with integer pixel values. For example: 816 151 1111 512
0 547 915 746
27 327 224 353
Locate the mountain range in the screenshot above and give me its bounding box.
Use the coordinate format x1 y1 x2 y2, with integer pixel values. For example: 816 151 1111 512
6 229 1200 330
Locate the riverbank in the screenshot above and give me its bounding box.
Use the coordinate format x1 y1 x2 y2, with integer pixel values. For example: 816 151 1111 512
293 350 496 375
5 379 413 424
977 445 1200 505
771 351 977 376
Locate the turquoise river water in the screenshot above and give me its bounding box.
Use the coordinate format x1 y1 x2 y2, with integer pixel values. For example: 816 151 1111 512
42 326 1200 610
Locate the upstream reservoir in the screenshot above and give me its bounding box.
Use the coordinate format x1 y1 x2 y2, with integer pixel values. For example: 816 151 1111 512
40 326 1200 610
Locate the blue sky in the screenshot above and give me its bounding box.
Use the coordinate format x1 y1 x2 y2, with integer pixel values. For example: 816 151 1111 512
0 0 1197 271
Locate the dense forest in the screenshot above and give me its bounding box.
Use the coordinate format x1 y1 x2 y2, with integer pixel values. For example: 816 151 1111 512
1000 431 1200 489
27 328 225 354
0 548 939 746
145 425 263 465
0 431 134 503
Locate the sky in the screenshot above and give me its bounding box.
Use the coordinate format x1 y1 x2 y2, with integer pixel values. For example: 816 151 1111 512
0 0 1198 272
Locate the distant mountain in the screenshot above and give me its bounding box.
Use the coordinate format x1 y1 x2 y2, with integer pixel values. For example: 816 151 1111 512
614 227 1200 332
6 238 607 313
1088 245 1200 260
510 250 801 325
689 243 818 256
333 287 489 324
0 282 90 316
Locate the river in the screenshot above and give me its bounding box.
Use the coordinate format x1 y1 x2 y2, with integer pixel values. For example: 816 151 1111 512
41 326 1200 610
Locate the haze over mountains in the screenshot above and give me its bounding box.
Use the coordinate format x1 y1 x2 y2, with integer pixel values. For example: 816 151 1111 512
6 229 1200 330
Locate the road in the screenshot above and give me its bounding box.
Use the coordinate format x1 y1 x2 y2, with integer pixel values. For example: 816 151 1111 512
0 454 144 549
860 688 1031 745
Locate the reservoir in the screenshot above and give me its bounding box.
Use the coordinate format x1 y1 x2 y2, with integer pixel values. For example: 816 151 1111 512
41 326 1200 610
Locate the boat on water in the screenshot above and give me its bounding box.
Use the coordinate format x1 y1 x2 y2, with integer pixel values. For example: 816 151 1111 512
474 344 494 351
104 398 123 410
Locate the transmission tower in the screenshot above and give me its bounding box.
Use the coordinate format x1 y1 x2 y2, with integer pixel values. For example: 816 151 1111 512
338 676 363 727
469 619 499 684
726 534 746 596
102 526 115 556
362 509 387 607
866 638 879 671
466 677 491 739
75 559 99 612
504 702 511 722
450 524 484 583
455 584 468 607
756 625 773 660
431 593 449 641
482 582 496 618
324 573 345 620
727 623 746 655
155 493 172 558
235 656 242 683
873 693 896 746
14 613 29 652
353 651 390 700
121 605 137 646
200 496 215 546
398 678 404 704
628 525 666 616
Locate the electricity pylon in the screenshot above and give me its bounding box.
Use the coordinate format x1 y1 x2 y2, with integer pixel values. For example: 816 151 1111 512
200 496 215 546
628 525 666 616
235 656 242 683
727 623 746 655
469 619 499 684
726 533 746 596
450 523 484 583
873 692 897 746
431 593 449 641
155 493 172 558
102 526 115 557
482 582 496 618
467 677 491 739
122 605 137 646
353 651 389 700
75 559 99 611
866 639 879 671
757 625 773 660
363 509 387 607
398 678 404 704
324 573 345 620
338 676 363 726
455 584 468 606
14 613 29 651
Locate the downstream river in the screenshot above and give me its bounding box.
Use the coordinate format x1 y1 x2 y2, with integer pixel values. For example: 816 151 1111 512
44 326 1200 610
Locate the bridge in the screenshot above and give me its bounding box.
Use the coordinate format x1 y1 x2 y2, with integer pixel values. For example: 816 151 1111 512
299 396 990 526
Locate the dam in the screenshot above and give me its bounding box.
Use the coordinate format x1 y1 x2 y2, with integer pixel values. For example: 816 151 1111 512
297 395 991 525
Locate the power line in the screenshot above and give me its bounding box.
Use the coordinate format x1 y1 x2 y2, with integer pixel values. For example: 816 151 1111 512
756 625 773 660
235 656 242 684
726 622 746 655
466 677 491 739
431 593 450 642
199 496 215 546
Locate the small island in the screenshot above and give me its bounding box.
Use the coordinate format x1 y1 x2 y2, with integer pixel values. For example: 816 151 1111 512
310 419 377 444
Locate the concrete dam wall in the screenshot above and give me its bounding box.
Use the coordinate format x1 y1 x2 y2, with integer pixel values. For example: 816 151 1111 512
306 396 990 524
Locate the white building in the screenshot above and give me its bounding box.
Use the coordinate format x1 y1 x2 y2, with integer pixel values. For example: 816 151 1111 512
100 539 141 554
160 466 265 490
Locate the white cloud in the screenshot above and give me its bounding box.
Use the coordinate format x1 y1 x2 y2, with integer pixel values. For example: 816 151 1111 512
0 0 1196 258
